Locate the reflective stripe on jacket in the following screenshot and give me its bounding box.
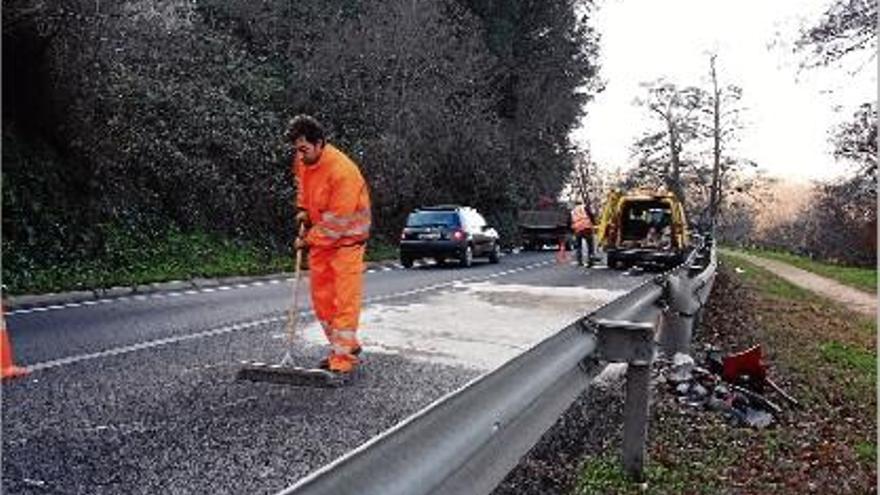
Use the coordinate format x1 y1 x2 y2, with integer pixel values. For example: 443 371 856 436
294 144 372 248
571 204 593 233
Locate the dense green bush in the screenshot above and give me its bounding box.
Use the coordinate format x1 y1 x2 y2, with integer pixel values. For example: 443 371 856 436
3 0 600 292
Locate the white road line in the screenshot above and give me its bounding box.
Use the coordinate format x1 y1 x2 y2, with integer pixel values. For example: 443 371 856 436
26 316 286 373
251 281 265 287
21 258 553 370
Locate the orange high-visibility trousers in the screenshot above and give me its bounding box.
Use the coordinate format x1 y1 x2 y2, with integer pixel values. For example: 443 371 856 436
309 244 365 371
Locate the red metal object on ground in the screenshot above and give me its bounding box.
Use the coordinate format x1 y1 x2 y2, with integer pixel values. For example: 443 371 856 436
721 344 766 387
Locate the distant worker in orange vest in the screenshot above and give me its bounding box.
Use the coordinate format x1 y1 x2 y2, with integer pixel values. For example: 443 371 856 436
289 115 371 375
570 200 595 267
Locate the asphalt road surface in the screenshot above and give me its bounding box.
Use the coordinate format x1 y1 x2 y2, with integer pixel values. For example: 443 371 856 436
2 251 652 495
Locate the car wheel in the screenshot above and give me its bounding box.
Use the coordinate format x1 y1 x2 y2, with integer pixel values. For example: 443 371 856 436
488 243 500 264
459 245 473 267
401 256 414 268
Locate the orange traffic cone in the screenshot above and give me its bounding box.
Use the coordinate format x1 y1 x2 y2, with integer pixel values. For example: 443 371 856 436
555 239 569 264
1 306 28 379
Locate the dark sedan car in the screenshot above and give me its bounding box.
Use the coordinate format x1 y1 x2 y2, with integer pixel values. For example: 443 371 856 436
399 205 501 268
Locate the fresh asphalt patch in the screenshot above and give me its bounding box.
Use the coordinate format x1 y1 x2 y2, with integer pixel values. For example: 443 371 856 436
2 323 479 495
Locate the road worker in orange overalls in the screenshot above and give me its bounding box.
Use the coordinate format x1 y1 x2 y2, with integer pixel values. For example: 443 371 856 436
289 115 371 374
571 200 595 267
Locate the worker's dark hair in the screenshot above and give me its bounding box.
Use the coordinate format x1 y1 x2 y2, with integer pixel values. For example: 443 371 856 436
287 115 326 145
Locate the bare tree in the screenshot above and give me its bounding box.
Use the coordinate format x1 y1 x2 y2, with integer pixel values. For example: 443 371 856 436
704 54 749 229
834 102 878 181
632 80 708 204
566 149 604 213
795 0 878 68
787 0 878 265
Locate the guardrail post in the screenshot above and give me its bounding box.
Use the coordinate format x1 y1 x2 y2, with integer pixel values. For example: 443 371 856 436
623 362 650 481
593 319 655 482
656 275 697 358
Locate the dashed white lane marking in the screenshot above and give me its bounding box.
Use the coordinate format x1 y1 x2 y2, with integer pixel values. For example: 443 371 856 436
22 259 555 371
26 316 286 373
7 257 551 316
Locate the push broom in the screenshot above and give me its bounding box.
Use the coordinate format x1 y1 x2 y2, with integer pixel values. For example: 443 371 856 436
236 222 345 387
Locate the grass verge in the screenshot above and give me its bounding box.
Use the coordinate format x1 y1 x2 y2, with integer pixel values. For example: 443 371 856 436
738 246 876 294
574 254 877 494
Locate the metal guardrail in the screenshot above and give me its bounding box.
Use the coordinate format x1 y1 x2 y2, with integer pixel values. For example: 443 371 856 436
278 239 718 495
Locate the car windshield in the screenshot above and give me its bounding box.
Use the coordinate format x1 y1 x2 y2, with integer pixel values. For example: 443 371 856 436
407 211 460 227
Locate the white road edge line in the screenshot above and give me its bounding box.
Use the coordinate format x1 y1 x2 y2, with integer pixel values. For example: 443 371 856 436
27 316 286 373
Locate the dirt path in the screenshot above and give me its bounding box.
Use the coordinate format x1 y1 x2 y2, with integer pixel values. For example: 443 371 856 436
723 249 877 317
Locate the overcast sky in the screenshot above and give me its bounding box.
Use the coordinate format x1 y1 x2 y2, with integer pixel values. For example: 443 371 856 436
573 0 877 183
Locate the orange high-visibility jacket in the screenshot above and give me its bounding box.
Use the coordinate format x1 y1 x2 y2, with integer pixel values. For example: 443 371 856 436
294 144 371 248
571 204 593 233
